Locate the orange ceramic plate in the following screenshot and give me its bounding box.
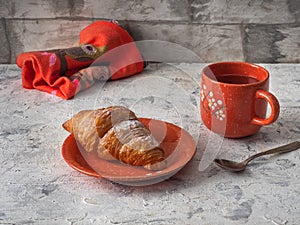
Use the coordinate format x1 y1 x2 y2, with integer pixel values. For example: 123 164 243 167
62 118 196 185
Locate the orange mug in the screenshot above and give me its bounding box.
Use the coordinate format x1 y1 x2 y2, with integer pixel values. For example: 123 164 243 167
200 62 280 138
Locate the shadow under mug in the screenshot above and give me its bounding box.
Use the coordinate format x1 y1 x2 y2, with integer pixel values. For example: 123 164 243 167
200 62 280 138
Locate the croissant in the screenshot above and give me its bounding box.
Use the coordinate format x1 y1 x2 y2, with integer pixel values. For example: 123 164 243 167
62 106 166 170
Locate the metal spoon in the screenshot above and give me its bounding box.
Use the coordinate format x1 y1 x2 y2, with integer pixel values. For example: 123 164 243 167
214 141 300 172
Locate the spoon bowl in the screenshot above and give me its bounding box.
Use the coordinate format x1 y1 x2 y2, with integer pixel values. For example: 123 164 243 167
214 159 248 172
214 141 300 172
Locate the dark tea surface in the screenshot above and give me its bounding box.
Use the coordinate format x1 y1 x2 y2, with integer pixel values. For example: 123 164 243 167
216 74 259 84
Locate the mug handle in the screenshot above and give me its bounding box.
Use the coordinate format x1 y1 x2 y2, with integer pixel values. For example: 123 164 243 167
252 89 280 125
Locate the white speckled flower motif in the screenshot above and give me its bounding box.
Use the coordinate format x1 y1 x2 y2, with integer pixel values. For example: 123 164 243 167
215 109 225 121
200 84 206 101
207 92 217 110
201 84 226 121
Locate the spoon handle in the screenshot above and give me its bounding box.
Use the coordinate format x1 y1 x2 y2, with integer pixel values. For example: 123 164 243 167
245 141 300 163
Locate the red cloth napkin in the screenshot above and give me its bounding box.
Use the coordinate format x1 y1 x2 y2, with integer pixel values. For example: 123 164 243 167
16 20 145 99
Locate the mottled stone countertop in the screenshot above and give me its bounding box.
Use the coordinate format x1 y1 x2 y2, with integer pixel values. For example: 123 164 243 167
0 63 299 225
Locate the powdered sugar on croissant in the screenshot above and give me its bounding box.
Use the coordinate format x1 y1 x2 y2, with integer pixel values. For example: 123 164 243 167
62 106 166 170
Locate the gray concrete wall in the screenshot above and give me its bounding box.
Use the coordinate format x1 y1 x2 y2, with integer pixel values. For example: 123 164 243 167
0 0 299 63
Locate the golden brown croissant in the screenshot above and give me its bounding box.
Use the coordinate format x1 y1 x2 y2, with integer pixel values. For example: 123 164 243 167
63 106 166 170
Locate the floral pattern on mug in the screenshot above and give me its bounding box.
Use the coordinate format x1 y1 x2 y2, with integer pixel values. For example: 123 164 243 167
200 84 226 121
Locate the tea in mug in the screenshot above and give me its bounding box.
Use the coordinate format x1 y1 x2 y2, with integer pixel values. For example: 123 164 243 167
216 74 259 84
